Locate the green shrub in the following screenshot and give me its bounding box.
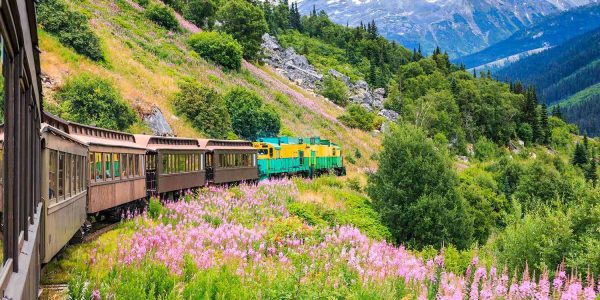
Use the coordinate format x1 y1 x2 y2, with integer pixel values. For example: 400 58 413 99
37 0 104 61
321 75 349 106
187 31 243 70
145 3 179 31
56 73 137 131
148 197 163 219
338 104 377 131
132 0 149 7
346 177 362 192
474 136 497 160
224 87 281 139
173 80 232 138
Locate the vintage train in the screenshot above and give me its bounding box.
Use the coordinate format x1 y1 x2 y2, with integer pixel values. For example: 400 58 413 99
0 112 344 264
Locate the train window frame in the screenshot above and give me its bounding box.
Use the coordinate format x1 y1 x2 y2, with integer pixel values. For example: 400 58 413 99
113 153 120 180
49 150 58 202
65 153 71 198
121 153 128 178
58 152 65 200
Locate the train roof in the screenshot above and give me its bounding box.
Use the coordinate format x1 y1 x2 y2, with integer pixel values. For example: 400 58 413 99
198 139 255 151
134 134 204 151
41 124 88 148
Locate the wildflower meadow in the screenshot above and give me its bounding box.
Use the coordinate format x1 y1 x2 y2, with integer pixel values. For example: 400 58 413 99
67 179 598 299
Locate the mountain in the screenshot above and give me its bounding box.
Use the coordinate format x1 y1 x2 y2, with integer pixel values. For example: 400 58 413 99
457 3 600 69
493 26 600 135
296 0 597 58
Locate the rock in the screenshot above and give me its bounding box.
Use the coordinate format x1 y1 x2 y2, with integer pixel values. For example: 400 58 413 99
143 106 173 136
378 109 399 122
262 33 280 52
354 80 369 91
328 69 351 86
458 156 469 163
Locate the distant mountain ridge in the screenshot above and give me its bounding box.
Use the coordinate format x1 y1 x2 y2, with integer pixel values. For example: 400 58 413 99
296 0 598 58
457 3 600 69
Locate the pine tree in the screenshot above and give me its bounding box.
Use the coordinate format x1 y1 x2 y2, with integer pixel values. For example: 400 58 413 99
472 68 477 78
368 62 377 86
523 87 541 143
312 4 316 17
514 81 524 94
540 103 549 145
586 149 598 186
552 105 563 120
584 135 590 151
573 143 589 167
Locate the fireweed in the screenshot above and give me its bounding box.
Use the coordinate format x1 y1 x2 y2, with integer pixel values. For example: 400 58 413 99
77 180 598 299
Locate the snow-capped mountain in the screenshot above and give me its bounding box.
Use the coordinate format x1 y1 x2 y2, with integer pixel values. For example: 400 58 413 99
296 0 598 57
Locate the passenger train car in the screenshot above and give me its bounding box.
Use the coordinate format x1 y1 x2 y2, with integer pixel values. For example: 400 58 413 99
0 112 345 265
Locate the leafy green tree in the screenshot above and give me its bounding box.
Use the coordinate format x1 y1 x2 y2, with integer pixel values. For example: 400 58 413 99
217 0 268 60
367 124 474 249
173 80 231 139
145 3 180 31
474 136 497 161
56 73 137 131
338 104 376 131
383 79 402 113
224 87 281 139
187 31 243 70
321 75 349 106
183 0 219 29
37 0 104 61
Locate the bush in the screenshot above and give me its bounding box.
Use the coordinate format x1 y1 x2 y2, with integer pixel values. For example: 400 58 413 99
338 104 376 131
37 0 104 61
224 87 281 140
321 75 348 106
56 73 137 131
148 197 164 220
132 0 149 7
173 80 231 139
187 31 243 70
474 136 497 160
145 3 179 31
217 0 268 60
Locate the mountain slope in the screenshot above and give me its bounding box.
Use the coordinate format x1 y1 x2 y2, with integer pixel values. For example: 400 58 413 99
560 84 600 136
296 0 596 58
457 3 600 69
494 26 600 105
40 0 381 173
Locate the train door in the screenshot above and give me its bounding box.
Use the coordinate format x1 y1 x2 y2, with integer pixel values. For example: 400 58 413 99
145 153 157 196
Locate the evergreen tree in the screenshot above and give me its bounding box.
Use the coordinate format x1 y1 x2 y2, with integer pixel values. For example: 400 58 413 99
513 81 524 94
552 105 563 120
586 149 598 186
573 143 589 167
523 87 541 143
311 4 316 16
540 103 549 145
584 134 589 151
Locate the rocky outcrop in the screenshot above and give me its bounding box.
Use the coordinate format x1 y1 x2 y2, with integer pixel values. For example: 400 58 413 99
262 33 322 90
143 106 174 136
261 33 400 122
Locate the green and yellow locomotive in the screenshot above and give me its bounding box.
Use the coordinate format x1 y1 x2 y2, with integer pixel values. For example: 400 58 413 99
253 137 345 179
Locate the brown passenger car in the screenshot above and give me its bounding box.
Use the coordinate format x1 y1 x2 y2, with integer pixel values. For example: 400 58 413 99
199 139 259 184
135 135 206 195
40 124 88 263
68 123 146 214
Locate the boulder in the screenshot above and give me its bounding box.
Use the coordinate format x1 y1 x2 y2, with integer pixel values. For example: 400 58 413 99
378 109 399 122
328 69 351 86
143 106 174 136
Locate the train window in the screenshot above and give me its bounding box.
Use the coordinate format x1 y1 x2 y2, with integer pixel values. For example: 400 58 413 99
75 156 80 193
121 153 128 178
127 154 132 177
49 150 57 201
104 153 112 180
89 153 95 181
269 148 273 158
65 154 71 197
58 152 65 199
161 154 168 174
113 153 120 179
95 153 102 181
258 149 268 155
253 154 257 167
81 156 86 190
135 154 140 176
71 154 76 195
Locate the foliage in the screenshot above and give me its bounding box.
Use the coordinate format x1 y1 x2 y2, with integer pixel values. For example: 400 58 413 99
187 31 243 70
473 136 497 161
55 73 137 131
37 0 104 61
145 3 179 31
320 75 349 106
147 198 164 220
223 87 281 139
173 80 231 139
367 124 474 249
183 0 219 29
217 0 268 60
132 0 149 7
338 104 377 131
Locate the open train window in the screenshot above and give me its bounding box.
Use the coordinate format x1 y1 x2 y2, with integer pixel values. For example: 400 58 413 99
49 150 57 201
58 152 65 199
269 148 273 158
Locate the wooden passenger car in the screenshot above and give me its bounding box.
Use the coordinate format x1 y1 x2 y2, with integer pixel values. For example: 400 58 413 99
199 139 259 184
40 124 88 263
69 123 147 213
135 135 205 195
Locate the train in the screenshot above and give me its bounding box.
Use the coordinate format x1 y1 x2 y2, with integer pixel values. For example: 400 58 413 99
0 112 345 264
